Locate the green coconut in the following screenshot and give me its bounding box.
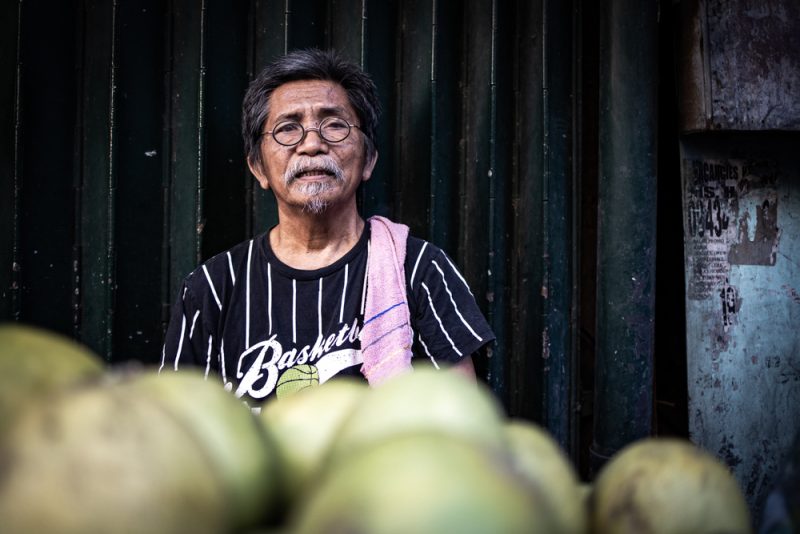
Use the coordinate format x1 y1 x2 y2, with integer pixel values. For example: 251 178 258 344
259 378 368 502
0 323 104 435
0 382 228 534
504 419 587 533
118 368 284 529
590 437 751 534
291 432 559 534
327 368 509 465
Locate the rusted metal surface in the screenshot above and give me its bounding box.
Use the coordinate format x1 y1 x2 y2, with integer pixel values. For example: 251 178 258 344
0 0 22 323
681 132 800 519
591 0 659 472
679 0 800 132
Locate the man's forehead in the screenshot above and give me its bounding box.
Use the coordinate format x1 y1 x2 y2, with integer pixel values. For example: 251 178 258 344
267 79 355 121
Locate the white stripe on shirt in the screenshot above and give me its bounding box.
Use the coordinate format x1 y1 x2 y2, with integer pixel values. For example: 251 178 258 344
227 252 236 284
409 241 429 288
174 313 187 370
431 260 483 341
340 263 348 323
202 265 222 310
246 240 253 349
189 310 200 339
444 254 474 295
418 333 440 369
421 281 463 357
220 339 227 383
204 335 213 379
318 277 323 338
361 240 370 315
267 262 273 334
292 278 297 344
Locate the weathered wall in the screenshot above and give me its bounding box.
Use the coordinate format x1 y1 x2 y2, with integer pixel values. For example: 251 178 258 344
679 0 800 131
680 133 800 517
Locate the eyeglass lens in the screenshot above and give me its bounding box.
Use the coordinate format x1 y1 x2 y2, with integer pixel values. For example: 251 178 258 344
272 117 352 146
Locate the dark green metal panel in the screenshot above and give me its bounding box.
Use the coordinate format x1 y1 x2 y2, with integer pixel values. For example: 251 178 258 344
458 0 494 387
452 0 515 402
592 0 658 470
78 0 118 360
17 0 79 337
507 0 578 454
0 0 21 322
167 0 206 301
485 0 513 407
359 0 396 219
113 0 167 363
203 0 249 256
286 0 327 50
428 0 460 252
509 0 546 422
328 0 366 62
248 0 285 235
541 0 576 451
394 0 433 237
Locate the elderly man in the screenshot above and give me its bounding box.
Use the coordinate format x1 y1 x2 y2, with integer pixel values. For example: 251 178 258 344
161 49 494 406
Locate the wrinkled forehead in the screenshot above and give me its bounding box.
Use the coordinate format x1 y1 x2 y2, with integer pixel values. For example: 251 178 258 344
266 79 358 125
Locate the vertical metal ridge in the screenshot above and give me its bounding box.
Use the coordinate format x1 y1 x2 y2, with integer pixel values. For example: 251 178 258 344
243 0 256 240
392 0 404 221
284 0 291 54
540 0 555 442
105 0 119 360
76 0 119 358
360 0 367 66
592 0 658 472
429 0 437 240
10 0 24 321
161 0 176 331
486 0 505 399
195 0 207 265
568 0 582 462
72 2 87 341
540 0 576 450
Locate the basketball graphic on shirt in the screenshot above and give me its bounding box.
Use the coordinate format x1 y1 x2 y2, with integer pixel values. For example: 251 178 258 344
276 364 320 398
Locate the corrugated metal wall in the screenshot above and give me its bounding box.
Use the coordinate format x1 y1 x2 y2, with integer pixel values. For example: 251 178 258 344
2 0 679 466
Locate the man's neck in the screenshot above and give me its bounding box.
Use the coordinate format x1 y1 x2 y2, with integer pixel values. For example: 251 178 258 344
269 205 365 270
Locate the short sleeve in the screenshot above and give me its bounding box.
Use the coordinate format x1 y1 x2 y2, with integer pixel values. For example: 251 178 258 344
160 279 215 374
405 238 495 365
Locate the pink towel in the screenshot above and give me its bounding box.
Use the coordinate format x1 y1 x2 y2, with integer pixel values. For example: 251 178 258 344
360 215 414 385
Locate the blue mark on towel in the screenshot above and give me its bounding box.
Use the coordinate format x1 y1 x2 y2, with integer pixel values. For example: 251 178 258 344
364 302 404 326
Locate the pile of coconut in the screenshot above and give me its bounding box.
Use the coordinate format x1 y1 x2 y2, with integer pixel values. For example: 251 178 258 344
0 323 751 533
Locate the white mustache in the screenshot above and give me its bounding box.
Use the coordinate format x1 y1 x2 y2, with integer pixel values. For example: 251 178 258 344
284 156 345 185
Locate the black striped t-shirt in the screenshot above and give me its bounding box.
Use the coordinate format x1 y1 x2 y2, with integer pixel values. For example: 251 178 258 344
160 223 494 405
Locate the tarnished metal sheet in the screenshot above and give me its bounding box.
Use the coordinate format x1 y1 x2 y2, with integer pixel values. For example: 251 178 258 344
681 133 800 518
679 0 800 131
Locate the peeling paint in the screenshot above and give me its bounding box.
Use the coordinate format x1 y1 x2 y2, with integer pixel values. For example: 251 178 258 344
707 0 800 130
718 435 744 469
681 134 800 522
729 194 780 265
782 284 800 304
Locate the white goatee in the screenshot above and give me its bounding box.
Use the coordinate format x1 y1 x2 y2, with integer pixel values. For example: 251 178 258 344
283 156 346 214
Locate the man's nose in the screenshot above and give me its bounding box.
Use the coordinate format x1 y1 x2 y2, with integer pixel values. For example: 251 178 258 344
296 127 329 155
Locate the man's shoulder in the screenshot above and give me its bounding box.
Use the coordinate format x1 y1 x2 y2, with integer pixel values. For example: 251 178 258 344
184 233 267 286
365 216 451 282
406 234 440 260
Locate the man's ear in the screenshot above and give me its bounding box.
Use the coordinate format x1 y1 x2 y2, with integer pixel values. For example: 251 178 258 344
361 150 378 182
247 157 270 191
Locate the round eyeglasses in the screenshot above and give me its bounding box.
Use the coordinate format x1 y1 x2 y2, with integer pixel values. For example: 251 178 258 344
262 116 362 147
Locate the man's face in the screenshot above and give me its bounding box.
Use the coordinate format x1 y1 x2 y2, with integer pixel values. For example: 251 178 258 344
248 80 377 215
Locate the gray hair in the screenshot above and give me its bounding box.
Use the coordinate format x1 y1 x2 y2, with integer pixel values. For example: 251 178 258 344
242 48 381 170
